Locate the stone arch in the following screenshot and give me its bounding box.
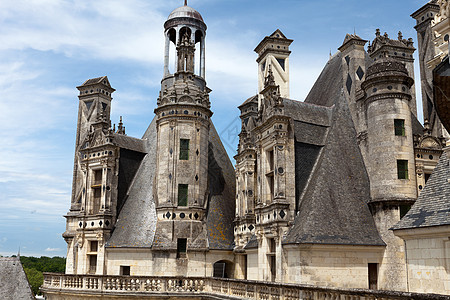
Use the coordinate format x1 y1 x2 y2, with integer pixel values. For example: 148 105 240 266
213 260 234 278
168 28 176 44
179 27 192 43
195 30 203 44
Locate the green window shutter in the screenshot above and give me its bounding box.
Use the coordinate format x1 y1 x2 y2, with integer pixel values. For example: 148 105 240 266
394 119 405 136
178 184 188 206
397 160 408 179
180 139 190 160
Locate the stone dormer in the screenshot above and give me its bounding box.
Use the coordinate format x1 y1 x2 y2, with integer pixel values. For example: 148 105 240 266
338 33 368 53
368 29 415 62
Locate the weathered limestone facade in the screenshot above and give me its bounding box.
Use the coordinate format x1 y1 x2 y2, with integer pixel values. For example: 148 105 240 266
235 8 447 292
47 1 450 299
62 3 236 282
414 0 450 142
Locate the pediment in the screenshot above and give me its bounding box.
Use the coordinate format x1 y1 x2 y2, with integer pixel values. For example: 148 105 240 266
419 136 442 150
270 29 287 39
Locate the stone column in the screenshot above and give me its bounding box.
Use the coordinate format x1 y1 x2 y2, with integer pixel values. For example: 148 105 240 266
164 33 170 77
174 27 179 73
200 35 206 78
191 29 196 74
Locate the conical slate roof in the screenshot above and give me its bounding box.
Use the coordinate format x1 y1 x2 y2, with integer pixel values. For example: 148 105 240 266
393 152 450 230
0 257 34 300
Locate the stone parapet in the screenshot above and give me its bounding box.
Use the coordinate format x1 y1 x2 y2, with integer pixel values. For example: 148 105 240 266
42 273 450 300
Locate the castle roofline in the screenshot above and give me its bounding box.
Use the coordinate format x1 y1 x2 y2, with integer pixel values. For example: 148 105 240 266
338 33 368 52
77 76 115 92
411 1 439 19
254 29 293 54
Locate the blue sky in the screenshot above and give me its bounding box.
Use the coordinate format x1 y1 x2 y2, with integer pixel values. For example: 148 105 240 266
0 0 429 257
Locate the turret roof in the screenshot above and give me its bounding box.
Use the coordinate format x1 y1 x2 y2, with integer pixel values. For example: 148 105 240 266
168 5 203 22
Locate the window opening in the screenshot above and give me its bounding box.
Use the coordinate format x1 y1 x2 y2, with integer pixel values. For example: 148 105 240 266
180 139 190 160
178 184 188 206
394 119 405 136
177 238 187 258
397 160 408 179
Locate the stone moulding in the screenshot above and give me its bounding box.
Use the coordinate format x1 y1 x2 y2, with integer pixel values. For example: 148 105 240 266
41 273 450 300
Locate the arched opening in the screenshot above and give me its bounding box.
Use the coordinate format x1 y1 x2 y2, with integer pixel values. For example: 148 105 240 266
179 27 192 43
213 260 234 279
165 28 177 75
168 28 176 44
195 30 205 77
195 30 203 44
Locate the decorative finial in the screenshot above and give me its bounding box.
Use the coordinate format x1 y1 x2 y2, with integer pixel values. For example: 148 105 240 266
184 0 187 6
398 31 403 41
117 116 125 135
375 28 381 37
264 64 276 87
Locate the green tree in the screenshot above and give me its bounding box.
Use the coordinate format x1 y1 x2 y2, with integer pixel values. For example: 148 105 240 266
24 267 43 296
19 256 66 296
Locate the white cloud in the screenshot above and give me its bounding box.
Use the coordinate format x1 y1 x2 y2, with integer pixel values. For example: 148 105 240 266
0 0 166 63
45 247 62 252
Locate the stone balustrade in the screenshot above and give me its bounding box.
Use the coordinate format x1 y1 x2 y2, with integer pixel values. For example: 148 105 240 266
42 273 449 300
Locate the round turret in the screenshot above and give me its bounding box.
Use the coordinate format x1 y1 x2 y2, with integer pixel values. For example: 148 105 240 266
163 4 207 81
366 59 409 80
362 58 414 103
362 56 417 203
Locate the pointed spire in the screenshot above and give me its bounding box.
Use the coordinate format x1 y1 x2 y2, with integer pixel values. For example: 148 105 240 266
117 116 125 135
184 0 187 6
264 64 276 88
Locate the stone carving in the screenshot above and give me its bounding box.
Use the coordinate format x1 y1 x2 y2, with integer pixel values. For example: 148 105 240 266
433 0 449 25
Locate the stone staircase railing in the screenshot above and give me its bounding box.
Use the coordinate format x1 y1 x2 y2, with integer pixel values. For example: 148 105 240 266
42 273 449 300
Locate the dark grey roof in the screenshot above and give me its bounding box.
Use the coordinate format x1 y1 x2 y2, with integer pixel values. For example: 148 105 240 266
206 123 236 250
239 95 258 108
393 152 450 230
81 76 107 86
411 112 424 136
0 257 34 300
112 133 147 153
106 118 158 248
107 118 236 250
284 99 332 126
294 142 323 208
284 90 384 246
304 52 343 107
244 235 258 249
293 120 329 146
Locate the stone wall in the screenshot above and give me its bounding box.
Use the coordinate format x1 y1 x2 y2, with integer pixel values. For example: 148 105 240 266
284 245 384 289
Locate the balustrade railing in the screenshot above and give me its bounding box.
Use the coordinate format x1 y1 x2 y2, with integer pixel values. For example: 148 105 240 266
42 273 449 300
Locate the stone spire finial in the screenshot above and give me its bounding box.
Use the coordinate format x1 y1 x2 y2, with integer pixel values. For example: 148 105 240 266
424 119 431 135
375 28 381 37
117 116 125 135
398 31 403 41
264 64 276 88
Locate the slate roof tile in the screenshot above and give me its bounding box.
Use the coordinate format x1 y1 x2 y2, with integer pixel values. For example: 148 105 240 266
393 152 450 230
